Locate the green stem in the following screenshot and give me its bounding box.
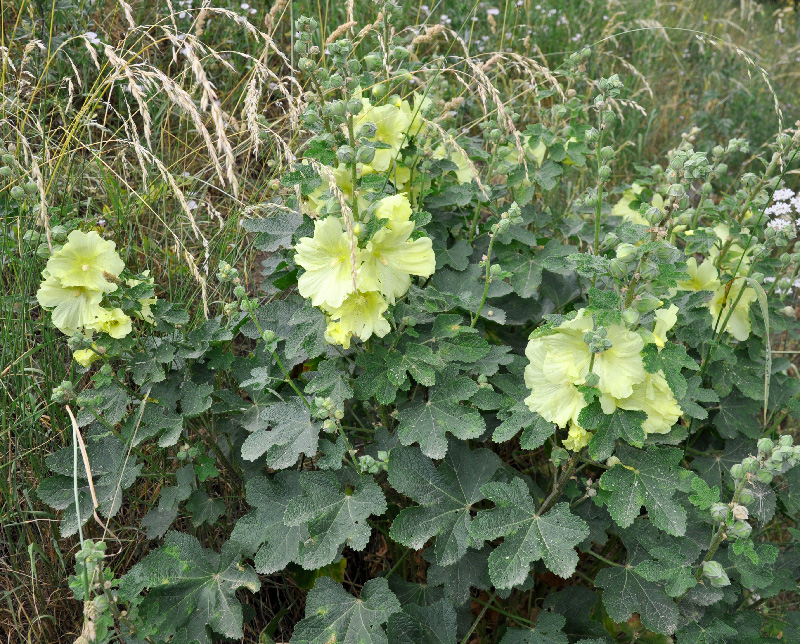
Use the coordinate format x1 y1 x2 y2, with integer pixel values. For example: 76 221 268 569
537 451 580 516
459 591 496 644
471 233 497 328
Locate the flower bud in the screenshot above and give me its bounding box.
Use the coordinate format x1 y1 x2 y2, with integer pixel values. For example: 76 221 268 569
616 243 638 261
779 434 793 448
730 463 745 480
756 468 773 484
609 258 629 279
10 185 24 199
598 165 612 182
391 46 410 60
600 232 619 251
606 456 621 467
709 503 729 521
728 520 752 539
639 261 659 281
741 456 759 473
701 182 713 195
298 57 315 72
1 153 13 165
738 490 755 506
336 145 354 163
24 182 38 195
621 309 640 326
357 145 375 164
731 504 749 521
600 146 615 161
633 294 663 313
585 372 600 387
0 166 11 177
703 561 731 587
233 285 246 299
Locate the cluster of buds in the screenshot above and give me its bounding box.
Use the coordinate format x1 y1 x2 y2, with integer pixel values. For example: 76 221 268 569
583 326 612 354
707 435 800 542
492 201 523 235
51 380 76 403
216 260 240 284
0 143 38 203
358 451 389 475
702 560 731 588
314 396 344 433
176 442 201 461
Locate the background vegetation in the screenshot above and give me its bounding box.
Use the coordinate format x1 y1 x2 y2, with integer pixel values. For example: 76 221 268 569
2 0 800 640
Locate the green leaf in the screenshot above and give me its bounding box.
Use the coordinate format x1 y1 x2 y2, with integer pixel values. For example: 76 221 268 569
387 599 457 644
599 446 687 536
595 566 678 635
434 238 472 271
498 240 575 299
470 479 589 588
578 402 647 461
730 543 778 589
305 358 354 410
676 375 719 420
499 611 568 644
140 465 195 539
185 489 225 527
180 379 213 418
290 577 401 644
388 442 502 566
493 404 556 449
534 159 563 190
641 343 698 399
398 375 485 459
284 471 387 570
713 394 760 439
688 477 720 510
386 343 443 388
119 532 260 644
242 209 303 252
240 398 321 469
230 471 307 574
426 546 490 605
355 346 400 405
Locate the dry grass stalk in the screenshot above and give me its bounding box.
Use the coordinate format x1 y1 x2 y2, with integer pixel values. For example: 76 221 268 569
421 116 489 200
326 21 358 45
412 24 445 46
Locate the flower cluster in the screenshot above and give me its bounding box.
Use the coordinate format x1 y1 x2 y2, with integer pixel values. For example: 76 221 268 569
36 230 154 366
524 309 682 448
294 194 435 348
305 90 473 215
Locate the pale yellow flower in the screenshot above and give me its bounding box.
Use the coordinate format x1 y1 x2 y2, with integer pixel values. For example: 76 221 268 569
563 424 593 451
614 371 682 434
710 279 757 341
323 290 391 343
374 194 412 225
126 271 157 323
652 304 679 348
295 216 359 309
355 102 412 171
611 183 663 226
358 221 435 304
677 257 720 292
399 92 433 137
46 230 124 293
524 337 586 427
36 273 104 336
73 347 101 368
432 144 474 184
324 320 352 349
85 307 133 339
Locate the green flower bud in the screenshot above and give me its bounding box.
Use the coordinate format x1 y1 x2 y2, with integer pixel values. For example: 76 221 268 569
357 145 375 164
755 468 773 484
298 57 315 72
336 145 354 163
609 258 629 279
728 520 752 539
2 153 14 165
633 294 663 313
585 372 600 387
233 285 246 299
738 490 755 506
328 73 344 88
701 182 713 195
779 434 793 448
703 561 731 587
346 59 361 75
712 145 725 158
371 83 386 99
363 53 382 70
346 98 363 115
616 243 638 261
730 463 745 480
741 456 758 473
639 260 659 281
391 46 410 60
600 232 619 251
709 503 729 521
10 185 24 199
598 165 612 182
600 146 615 161
0 166 11 177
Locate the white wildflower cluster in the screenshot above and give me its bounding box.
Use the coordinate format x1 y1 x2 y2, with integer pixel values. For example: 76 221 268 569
763 187 799 234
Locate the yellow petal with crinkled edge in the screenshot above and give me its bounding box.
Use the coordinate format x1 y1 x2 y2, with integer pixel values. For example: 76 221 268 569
323 290 390 343
295 216 360 309
36 273 104 336
563 424 593 451
524 338 586 428
616 371 681 434
358 221 435 304
324 320 352 349
355 103 412 171
593 324 646 399
85 307 132 339
677 257 719 292
46 230 124 292
374 194 413 225
74 347 101 368
710 280 757 341
652 304 679 347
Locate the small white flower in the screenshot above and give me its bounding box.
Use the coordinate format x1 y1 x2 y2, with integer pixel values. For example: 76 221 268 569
84 31 101 45
768 218 791 231
773 188 795 201
487 7 500 16
186 199 199 211
250 7 256 14
766 202 792 216
240 2 249 8
420 4 430 14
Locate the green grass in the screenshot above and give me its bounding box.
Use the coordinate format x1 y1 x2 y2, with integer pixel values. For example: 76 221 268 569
2 0 800 639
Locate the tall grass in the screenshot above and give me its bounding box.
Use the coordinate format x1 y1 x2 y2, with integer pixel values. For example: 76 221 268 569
1 0 799 639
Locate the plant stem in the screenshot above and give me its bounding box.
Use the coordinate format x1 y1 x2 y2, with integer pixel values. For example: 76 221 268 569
459 591 496 644
537 451 580 516
471 233 497 328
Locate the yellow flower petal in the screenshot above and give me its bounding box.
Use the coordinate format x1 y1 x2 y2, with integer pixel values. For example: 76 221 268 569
524 338 585 427
324 290 390 343
36 273 104 335
46 230 124 292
